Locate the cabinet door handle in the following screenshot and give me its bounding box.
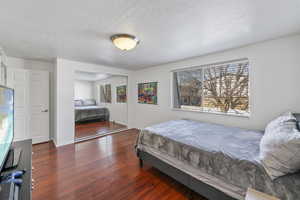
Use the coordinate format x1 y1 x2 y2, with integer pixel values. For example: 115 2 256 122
41 109 48 112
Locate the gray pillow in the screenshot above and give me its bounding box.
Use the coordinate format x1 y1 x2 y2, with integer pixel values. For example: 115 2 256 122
83 99 96 106
294 113 300 130
259 112 300 180
74 100 83 107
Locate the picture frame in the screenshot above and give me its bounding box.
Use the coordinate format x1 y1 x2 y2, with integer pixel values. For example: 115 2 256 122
116 85 127 103
138 82 158 105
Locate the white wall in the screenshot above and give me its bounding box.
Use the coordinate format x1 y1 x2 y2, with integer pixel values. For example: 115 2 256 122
74 80 94 100
54 58 132 146
53 59 58 146
95 76 128 125
54 59 75 146
129 34 300 130
6 57 55 140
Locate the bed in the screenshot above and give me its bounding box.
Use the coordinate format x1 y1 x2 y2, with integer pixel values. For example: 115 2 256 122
74 99 109 122
136 119 300 200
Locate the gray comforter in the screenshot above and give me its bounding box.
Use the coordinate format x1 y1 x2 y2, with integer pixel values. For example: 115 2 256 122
75 106 109 122
136 119 300 200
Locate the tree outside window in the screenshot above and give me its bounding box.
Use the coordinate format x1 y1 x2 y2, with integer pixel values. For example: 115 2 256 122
174 59 249 116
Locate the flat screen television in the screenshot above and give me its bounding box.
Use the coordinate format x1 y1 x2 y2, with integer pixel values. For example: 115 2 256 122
0 85 14 172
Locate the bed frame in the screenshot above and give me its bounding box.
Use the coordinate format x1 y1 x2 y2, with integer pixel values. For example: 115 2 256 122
137 149 237 200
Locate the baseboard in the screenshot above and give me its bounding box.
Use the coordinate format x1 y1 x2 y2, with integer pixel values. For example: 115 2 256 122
32 137 50 145
52 139 73 147
110 120 127 127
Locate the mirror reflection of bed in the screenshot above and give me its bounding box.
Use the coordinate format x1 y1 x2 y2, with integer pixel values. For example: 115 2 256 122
74 70 128 142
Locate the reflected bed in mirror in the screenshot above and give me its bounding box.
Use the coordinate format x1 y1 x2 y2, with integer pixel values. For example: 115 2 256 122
74 71 128 142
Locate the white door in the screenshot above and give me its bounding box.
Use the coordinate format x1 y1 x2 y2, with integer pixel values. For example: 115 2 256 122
29 70 50 144
6 68 30 141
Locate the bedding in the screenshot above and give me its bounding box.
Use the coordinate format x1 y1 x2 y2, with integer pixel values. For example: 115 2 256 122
295 113 300 130
260 112 300 180
75 100 83 107
75 105 109 122
82 99 97 106
136 119 300 200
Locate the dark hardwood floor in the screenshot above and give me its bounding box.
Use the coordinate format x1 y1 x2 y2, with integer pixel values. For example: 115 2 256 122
75 121 127 138
32 129 206 200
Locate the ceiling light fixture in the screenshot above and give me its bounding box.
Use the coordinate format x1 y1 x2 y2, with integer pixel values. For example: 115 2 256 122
111 34 139 51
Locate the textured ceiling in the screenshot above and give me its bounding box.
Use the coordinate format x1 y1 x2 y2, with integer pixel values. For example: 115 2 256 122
0 0 300 70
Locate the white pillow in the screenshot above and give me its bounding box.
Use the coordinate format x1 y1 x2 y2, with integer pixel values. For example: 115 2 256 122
259 112 300 180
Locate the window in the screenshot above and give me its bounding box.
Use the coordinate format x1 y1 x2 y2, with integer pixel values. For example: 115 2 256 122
100 84 111 103
173 59 249 116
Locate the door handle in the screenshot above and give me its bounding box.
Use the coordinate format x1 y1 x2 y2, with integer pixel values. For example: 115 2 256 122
41 109 48 113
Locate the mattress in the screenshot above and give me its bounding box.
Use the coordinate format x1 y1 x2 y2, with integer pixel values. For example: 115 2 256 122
136 119 300 200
